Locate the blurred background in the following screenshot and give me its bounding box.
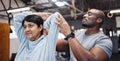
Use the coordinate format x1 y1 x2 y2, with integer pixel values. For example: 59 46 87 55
0 0 120 61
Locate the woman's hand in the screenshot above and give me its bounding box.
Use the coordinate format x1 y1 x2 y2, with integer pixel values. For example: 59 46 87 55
43 29 48 36
33 12 51 21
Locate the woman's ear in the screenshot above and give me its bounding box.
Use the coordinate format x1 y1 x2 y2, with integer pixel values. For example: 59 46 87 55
39 25 43 31
97 18 103 23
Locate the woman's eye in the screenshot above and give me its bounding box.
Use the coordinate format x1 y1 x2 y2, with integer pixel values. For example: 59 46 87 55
23 25 26 29
28 24 33 28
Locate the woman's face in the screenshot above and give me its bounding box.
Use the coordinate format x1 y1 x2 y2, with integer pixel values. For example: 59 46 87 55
23 21 42 41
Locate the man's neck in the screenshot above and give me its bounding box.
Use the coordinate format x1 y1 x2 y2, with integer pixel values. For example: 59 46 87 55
85 28 100 35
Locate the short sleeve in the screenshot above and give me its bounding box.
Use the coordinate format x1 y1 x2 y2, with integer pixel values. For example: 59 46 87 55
95 36 113 58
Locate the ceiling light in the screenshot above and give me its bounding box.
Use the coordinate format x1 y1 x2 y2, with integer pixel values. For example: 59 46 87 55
7 7 31 13
110 9 120 14
55 1 66 7
52 0 57 2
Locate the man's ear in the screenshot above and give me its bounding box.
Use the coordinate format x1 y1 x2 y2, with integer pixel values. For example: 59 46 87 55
97 18 103 23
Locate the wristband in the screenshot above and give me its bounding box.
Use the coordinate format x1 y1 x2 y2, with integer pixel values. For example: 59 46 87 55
64 32 75 41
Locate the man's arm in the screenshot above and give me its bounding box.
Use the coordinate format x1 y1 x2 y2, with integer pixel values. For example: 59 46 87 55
68 37 109 61
56 13 71 52
57 13 110 61
56 35 109 61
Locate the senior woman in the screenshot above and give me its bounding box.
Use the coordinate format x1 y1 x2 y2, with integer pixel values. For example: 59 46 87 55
13 12 61 61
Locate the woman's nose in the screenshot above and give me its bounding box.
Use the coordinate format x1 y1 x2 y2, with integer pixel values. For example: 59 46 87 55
25 27 30 32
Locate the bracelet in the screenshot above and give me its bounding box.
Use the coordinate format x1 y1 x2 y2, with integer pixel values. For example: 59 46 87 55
64 32 75 41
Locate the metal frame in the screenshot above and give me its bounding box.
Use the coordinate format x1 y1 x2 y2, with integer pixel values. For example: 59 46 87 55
0 0 19 24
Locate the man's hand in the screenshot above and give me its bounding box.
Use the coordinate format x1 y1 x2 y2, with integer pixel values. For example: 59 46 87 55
56 13 71 36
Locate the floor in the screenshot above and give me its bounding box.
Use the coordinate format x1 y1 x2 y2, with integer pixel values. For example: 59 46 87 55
10 52 120 61
56 52 120 61
58 52 120 61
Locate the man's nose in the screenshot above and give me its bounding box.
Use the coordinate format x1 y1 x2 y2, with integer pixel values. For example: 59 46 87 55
83 13 88 18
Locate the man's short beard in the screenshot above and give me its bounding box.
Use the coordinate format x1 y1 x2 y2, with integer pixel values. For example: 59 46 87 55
82 24 94 28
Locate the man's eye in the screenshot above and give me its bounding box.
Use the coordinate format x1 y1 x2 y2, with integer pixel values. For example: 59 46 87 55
88 13 92 16
87 11 94 16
